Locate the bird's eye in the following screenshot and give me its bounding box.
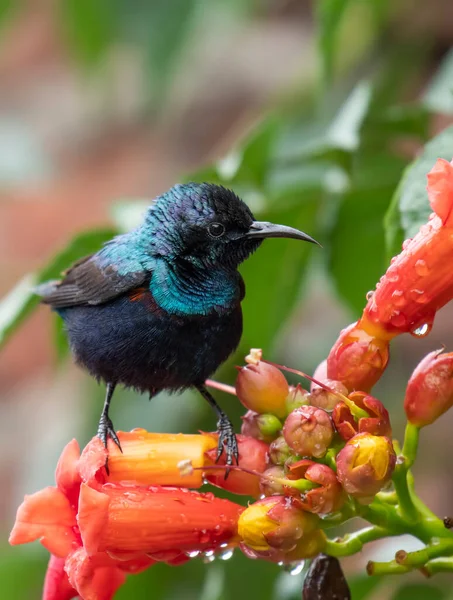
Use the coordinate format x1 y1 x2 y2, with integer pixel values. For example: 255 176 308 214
207 222 226 238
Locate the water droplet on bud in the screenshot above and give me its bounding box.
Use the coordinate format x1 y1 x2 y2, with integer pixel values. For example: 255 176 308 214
390 312 406 328
415 259 429 277
366 290 374 301
410 323 431 338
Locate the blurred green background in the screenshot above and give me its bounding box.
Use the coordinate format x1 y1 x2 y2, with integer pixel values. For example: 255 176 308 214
1 0 453 598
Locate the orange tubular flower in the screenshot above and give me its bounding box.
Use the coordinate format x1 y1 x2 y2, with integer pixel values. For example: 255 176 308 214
10 432 246 600
77 483 242 557
80 430 217 488
404 349 453 427
328 158 453 392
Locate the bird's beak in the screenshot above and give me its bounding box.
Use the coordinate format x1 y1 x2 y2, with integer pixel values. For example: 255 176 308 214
245 221 321 245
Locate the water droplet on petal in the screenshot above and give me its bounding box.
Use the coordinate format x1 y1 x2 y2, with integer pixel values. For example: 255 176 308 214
402 238 412 250
187 550 200 558
415 259 429 276
391 290 405 307
410 323 432 338
390 312 406 328
203 554 216 564
219 549 234 561
366 290 374 301
390 256 398 264
387 273 399 283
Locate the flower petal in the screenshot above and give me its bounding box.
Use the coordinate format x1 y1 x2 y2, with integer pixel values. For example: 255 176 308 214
77 484 110 556
55 439 81 506
9 487 77 557
43 555 77 600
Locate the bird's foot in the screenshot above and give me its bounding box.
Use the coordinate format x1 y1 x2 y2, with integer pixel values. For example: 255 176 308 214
97 414 122 453
216 414 239 478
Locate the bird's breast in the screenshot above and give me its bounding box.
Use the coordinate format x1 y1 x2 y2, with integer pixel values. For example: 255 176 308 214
59 289 243 392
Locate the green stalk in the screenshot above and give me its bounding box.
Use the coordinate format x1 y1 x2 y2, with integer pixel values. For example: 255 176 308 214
324 526 390 557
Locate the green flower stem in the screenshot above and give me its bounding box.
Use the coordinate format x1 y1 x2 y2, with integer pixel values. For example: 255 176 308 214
277 477 319 492
390 423 421 522
422 557 453 576
401 423 420 469
342 396 369 420
395 540 453 568
367 560 412 576
324 526 390 557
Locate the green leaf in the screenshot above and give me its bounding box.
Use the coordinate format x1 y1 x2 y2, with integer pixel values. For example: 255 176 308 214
0 228 116 350
239 194 320 351
384 125 453 257
392 583 448 600
53 313 70 365
423 48 453 115
329 152 406 314
316 0 351 85
60 0 114 66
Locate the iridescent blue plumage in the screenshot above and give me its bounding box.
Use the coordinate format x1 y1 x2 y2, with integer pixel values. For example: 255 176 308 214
38 182 318 465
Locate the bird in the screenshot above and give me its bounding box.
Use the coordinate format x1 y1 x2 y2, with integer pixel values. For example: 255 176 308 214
37 183 318 466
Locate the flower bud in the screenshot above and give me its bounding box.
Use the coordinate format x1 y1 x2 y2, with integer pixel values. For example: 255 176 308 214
283 406 334 458
309 380 348 412
404 349 453 427
336 433 396 504
259 465 287 496
327 321 390 392
285 384 310 414
238 496 325 562
332 392 391 441
269 436 292 466
240 410 281 442
287 460 345 515
236 361 289 418
204 434 269 497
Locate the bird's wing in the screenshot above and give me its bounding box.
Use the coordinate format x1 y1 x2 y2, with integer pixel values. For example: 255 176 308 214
37 254 148 308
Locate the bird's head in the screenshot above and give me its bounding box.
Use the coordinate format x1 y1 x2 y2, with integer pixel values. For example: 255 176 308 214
144 183 318 269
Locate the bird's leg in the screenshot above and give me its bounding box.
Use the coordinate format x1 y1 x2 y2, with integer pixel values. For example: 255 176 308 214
97 382 122 452
196 385 239 469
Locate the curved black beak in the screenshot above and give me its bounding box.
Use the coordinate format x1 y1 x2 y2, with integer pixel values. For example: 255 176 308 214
246 221 320 246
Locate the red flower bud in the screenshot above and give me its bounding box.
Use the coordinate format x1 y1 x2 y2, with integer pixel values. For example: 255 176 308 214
236 361 289 418
327 321 390 392
238 496 326 562
309 380 348 412
332 391 391 441
287 460 345 514
285 384 310 414
269 436 292 465
336 433 396 504
204 434 269 497
283 406 334 458
240 410 282 442
259 465 287 496
404 349 453 427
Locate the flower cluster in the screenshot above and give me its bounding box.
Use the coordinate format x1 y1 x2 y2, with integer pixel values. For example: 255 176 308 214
10 157 453 597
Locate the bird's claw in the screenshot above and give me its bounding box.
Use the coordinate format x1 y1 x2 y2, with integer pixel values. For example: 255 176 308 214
97 414 122 474
216 414 239 479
